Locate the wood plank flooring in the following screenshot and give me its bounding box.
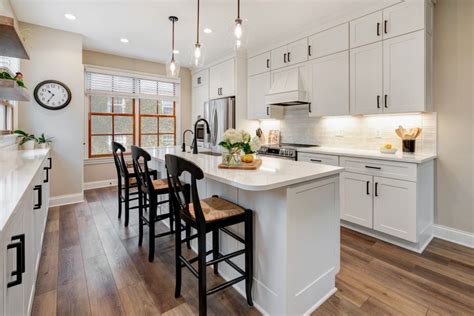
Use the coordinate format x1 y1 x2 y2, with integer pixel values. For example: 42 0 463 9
32 187 474 315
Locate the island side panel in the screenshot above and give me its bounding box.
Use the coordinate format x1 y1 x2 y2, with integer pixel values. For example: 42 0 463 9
286 175 340 315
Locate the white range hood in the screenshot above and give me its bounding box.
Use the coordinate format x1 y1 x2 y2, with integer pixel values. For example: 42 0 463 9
265 67 309 106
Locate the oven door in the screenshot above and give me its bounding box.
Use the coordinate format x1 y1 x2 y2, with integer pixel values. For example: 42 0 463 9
196 123 205 142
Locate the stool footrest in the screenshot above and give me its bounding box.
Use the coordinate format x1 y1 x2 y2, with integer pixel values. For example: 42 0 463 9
221 228 245 244
185 249 213 265
179 255 199 278
221 255 245 276
206 276 246 296
206 249 245 266
181 233 198 244
154 230 174 238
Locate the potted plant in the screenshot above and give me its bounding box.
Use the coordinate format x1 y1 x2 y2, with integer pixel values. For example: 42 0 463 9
37 133 54 149
14 129 36 150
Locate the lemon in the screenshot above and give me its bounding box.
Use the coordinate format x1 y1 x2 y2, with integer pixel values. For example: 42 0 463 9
241 154 254 163
384 143 393 150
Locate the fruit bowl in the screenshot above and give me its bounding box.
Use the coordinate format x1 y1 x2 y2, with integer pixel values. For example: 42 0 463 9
380 147 398 154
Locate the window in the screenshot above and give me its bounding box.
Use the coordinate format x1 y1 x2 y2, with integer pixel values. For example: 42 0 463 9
139 99 176 147
88 96 135 157
0 100 14 135
85 67 179 158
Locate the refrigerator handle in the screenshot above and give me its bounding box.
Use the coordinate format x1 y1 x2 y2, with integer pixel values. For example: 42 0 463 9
212 107 218 146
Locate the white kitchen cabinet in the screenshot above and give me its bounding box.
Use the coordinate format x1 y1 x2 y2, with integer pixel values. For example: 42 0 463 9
192 84 209 122
383 30 426 113
192 69 208 88
309 23 349 59
270 45 289 70
373 177 417 242
270 38 308 70
308 51 349 116
350 42 383 115
209 59 235 99
340 172 374 229
350 11 383 48
297 152 339 166
247 72 283 120
382 0 426 39
248 52 271 76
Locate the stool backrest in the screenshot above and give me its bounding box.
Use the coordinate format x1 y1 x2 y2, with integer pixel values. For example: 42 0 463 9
112 141 130 180
165 154 206 226
131 146 155 198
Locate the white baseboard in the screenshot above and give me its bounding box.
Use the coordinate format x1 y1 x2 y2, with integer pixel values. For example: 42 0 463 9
84 178 117 190
49 192 84 207
433 224 474 249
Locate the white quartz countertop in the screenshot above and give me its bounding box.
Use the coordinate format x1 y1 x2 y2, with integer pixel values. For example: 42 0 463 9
297 146 437 164
147 147 344 191
0 148 50 232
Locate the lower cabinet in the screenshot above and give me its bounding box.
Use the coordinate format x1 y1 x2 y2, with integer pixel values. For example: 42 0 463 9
340 172 373 228
1 155 51 315
298 152 339 166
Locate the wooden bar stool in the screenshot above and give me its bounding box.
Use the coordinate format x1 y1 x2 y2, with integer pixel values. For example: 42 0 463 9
131 146 190 262
165 154 254 316
112 142 158 227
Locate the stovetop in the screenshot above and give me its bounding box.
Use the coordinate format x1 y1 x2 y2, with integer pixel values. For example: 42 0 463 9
258 143 319 160
263 143 320 149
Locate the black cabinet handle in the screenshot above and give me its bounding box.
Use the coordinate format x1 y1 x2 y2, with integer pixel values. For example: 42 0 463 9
266 106 270 116
7 234 25 288
308 103 312 113
43 168 49 183
34 185 42 210
308 45 312 57
266 59 270 69
365 165 381 170
377 95 380 109
384 94 388 108
377 22 381 36
47 157 52 169
310 159 322 163
384 20 388 34
284 53 287 63
287 52 291 63
197 77 202 85
375 182 379 197
366 181 370 195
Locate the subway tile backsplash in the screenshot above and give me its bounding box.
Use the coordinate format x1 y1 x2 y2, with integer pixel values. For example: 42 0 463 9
272 105 437 154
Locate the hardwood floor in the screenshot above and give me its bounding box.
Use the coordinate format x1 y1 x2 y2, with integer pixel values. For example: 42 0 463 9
32 187 474 316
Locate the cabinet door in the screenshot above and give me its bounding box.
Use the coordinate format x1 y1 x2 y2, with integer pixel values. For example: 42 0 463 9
192 85 209 122
308 23 349 59
340 172 373 228
309 51 349 117
350 11 383 48
248 52 271 76
373 177 417 242
383 30 425 113
287 38 308 66
270 45 288 70
192 69 209 88
350 42 383 115
383 1 425 39
248 72 271 119
209 64 221 99
219 59 235 98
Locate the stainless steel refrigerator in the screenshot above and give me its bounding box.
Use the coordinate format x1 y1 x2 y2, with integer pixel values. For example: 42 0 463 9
204 97 235 153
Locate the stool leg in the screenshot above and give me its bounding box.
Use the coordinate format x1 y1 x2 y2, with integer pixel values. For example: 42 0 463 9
245 210 254 306
117 178 122 219
124 182 130 227
186 225 191 250
138 191 144 247
174 207 182 298
148 199 156 262
197 231 207 316
212 229 219 275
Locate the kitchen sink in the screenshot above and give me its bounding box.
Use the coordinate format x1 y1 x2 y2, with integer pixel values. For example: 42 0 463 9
199 151 222 157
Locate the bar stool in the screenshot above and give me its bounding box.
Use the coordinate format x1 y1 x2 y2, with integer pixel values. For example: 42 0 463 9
131 146 190 262
165 154 254 316
112 142 158 227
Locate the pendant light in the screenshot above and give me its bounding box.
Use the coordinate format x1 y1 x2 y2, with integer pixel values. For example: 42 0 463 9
233 0 243 48
194 0 202 66
167 16 180 78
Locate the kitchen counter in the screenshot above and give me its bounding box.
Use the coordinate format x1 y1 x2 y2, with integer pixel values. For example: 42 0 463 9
298 146 437 163
147 146 343 191
0 148 50 232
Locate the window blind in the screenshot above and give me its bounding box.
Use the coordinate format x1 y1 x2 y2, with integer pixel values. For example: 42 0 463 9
85 69 179 101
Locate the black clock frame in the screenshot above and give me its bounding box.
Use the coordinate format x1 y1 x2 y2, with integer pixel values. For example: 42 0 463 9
34 80 72 110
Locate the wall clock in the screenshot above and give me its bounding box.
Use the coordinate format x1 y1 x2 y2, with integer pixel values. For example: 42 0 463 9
34 80 72 110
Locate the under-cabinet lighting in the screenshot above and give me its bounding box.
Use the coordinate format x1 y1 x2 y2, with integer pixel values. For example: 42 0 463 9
64 13 76 20
120 38 129 43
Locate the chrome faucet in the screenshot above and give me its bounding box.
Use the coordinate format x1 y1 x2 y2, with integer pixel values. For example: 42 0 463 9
182 129 193 152
192 118 210 154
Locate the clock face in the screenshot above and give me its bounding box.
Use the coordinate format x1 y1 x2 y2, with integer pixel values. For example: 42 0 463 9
34 80 72 110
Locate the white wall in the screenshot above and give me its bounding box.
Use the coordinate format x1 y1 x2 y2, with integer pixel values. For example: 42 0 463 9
19 23 84 200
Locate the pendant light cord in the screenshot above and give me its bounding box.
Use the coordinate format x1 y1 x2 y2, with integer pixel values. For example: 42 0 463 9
196 0 200 44
237 0 240 19
172 18 175 60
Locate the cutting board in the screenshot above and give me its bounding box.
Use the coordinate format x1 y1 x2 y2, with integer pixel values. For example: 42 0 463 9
218 159 262 170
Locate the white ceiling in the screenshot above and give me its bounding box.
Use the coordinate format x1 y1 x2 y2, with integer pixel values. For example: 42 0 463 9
12 0 383 67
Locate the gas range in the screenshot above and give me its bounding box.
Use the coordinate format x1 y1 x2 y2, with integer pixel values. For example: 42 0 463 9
257 143 319 160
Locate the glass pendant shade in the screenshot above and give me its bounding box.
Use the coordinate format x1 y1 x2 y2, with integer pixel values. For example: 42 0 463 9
193 42 205 67
167 58 180 78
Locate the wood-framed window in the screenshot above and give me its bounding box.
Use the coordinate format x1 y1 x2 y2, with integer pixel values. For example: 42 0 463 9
0 100 14 135
139 99 176 147
88 95 135 158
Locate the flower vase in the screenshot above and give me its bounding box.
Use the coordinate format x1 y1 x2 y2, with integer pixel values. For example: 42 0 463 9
222 149 241 166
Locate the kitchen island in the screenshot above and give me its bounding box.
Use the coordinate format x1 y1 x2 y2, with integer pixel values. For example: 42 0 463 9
147 147 344 315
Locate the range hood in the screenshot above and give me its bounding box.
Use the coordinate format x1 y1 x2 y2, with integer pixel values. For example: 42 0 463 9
265 67 309 106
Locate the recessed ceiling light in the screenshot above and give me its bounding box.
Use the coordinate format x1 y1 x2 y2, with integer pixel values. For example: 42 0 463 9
203 28 212 34
120 38 129 43
64 13 76 20
173 49 180 54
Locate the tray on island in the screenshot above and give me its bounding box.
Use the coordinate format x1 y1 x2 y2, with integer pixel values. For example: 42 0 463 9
218 159 262 170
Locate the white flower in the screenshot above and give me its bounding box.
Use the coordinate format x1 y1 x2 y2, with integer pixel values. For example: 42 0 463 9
249 136 261 152
241 130 251 143
223 129 243 144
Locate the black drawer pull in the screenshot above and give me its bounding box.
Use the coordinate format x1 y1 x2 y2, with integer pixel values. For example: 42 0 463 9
308 103 312 113
384 20 388 34
384 94 388 108
266 106 270 116
310 159 322 163
377 95 380 109
43 168 49 183
375 182 379 197
377 22 381 36
266 59 270 69
287 52 291 63
308 45 312 57
366 181 370 195
34 185 42 210
284 53 287 63
7 234 25 288
365 165 381 170
47 157 52 169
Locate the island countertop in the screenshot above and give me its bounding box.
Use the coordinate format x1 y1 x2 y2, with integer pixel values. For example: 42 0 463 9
0 148 50 232
147 146 344 191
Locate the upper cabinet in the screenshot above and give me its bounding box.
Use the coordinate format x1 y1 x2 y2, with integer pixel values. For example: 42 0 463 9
192 69 209 88
308 23 349 59
270 38 308 70
209 59 235 99
350 11 383 49
192 69 209 121
248 52 271 76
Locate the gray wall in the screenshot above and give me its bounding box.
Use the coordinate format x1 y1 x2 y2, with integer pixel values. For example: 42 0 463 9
434 0 473 233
